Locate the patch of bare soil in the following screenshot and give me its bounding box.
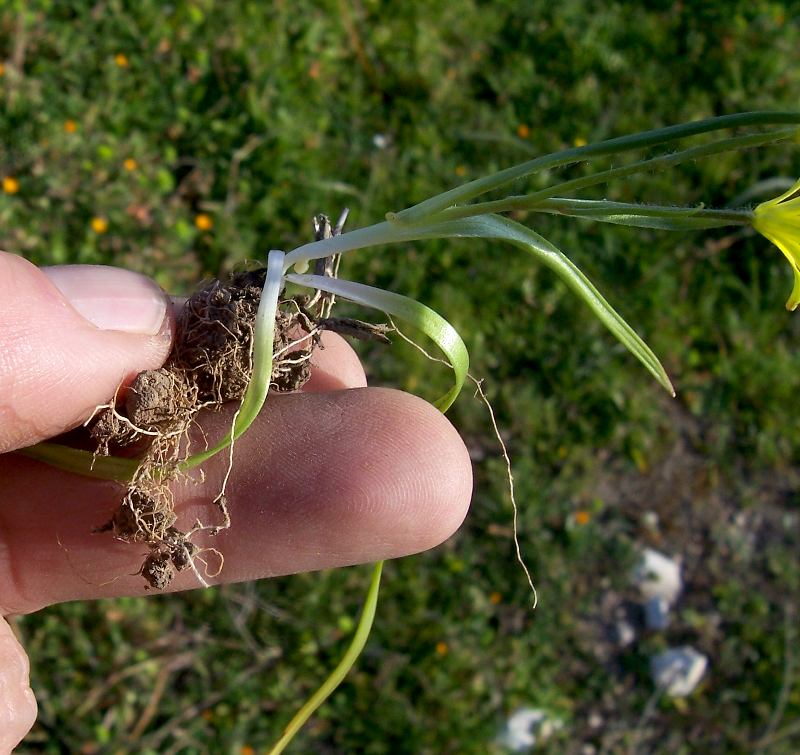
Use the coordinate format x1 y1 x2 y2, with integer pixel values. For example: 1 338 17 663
569 399 800 753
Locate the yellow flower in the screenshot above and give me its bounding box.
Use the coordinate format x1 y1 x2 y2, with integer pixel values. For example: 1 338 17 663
516 124 530 139
753 177 800 310
2 176 19 194
574 510 591 526
574 136 587 147
0 62 5 77
64 119 77 133
114 53 129 68
123 157 137 171
195 213 213 231
91 216 109 234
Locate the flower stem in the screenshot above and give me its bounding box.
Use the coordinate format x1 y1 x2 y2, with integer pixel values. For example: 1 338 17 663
434 128 796 223
395 111 800 223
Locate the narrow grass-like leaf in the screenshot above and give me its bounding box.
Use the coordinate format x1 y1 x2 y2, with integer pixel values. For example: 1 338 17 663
284 217 498 270
267 561 383 755
288 216 671 393
409 215 675 394
285 274 469 411
19 443 138 481
180 249 285 469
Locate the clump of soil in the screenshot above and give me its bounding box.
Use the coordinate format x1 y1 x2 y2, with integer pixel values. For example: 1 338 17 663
91 266 319 589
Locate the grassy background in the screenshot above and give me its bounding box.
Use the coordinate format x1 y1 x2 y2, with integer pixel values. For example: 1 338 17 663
2 0 800 752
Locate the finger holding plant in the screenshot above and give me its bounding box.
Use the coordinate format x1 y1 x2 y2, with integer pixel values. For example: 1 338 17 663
0 262 471 751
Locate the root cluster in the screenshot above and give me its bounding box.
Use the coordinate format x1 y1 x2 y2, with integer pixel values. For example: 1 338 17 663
91 268 317 588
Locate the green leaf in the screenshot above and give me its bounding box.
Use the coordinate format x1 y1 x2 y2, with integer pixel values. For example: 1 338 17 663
19 443 137 481
285 215 671 395
436 127 797 222
523 198 753 230
406 214 676 395
180 249 286 470
285 274 469 411
266 561 383 755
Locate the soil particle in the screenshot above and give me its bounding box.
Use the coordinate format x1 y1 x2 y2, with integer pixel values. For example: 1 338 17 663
126 368 194 428
141 551 176 591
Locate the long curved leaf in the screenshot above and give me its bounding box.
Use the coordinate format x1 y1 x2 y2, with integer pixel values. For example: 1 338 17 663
266 561 384 755
430 214 675 394
285 273 469 411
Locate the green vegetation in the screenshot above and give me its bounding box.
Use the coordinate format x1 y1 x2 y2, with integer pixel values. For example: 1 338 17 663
3 1 799 752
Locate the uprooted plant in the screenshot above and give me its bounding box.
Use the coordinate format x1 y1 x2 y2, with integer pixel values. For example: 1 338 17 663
22 110 800 752
83 214 365 590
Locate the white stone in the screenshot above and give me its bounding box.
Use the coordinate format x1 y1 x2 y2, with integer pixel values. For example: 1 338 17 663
499 707 561 751
614 619 637 647
633 548 682 605
642 510 660 530
650 646 708 697
644 596 671 631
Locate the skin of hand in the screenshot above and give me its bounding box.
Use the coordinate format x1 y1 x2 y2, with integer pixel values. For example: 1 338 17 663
0 252 472 752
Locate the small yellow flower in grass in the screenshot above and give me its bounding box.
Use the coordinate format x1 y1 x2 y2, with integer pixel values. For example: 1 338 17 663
0 62 5 76
752 177 800 310
123 157 138 171
91 216 109 234
435 641 449 656
195 213 213 231
455 165 466 177
3 176 19 194
114 53 129 68
516 124 530 139
64 119 77 133
489 591 502 605
574 510 591 526
574 136 587 147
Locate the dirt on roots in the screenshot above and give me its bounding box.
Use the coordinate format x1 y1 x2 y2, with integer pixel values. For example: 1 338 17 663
90 267 318 589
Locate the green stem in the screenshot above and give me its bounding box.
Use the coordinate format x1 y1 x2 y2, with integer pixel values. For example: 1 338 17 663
267 561 384 755
395 111 800 223
517 198 753 230
435 128 795 222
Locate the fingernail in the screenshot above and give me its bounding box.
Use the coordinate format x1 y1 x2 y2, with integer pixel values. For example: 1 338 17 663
42 265 169 335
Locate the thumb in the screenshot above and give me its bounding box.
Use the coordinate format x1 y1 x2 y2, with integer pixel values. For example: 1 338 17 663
0 617 37 753
0 252 174 454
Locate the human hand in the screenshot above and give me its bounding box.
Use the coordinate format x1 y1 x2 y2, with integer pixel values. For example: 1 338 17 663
0 252 472 751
